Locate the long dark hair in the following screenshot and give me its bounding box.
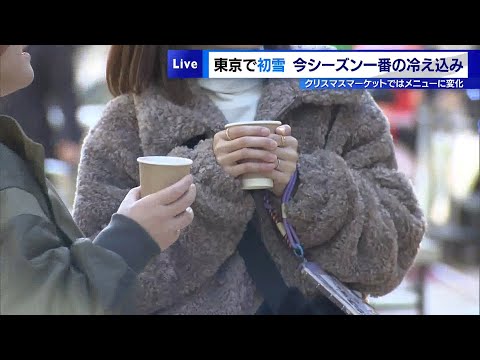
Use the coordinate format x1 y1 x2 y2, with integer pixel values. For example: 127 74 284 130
106 45 289 105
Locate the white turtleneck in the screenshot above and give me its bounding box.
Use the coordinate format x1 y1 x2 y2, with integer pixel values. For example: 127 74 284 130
197 78 265 124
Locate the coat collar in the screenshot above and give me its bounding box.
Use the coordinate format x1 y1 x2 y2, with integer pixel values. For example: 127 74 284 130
132 79 365 156
0 115 84 240
0 115 48 193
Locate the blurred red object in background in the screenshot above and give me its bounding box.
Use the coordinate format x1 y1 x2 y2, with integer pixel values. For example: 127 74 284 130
353 45 425 132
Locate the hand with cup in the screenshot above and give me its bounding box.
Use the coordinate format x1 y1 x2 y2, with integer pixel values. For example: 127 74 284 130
213 121 279 191
117 156 197 251
117 174 196 251
214 121 300 196
267 124 300 197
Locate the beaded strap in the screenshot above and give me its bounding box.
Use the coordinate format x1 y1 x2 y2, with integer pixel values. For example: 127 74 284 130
264 168 304 258
264 168 373 309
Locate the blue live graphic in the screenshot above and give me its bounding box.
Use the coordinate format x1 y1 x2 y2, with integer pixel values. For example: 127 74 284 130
167 50 204 79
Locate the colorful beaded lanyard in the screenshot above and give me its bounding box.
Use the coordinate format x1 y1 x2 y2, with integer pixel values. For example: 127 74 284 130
264 167 376 313
264 167 305 259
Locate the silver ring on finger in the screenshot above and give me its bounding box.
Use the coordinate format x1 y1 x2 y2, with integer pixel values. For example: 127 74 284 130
280 135 287 147
225 128 233 141
275 158 281 170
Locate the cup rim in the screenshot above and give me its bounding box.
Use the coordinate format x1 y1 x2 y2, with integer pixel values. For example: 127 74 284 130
225 120 282 129
137 156 193 166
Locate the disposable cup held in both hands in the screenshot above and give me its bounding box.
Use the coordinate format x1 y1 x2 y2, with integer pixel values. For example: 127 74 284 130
137 156 193 198
225 120 282 191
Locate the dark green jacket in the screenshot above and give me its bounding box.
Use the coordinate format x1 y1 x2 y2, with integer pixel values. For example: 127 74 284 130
0 115 160 315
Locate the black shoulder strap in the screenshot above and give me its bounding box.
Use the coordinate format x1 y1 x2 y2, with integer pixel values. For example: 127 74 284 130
238 192 345 316
237 215 291 314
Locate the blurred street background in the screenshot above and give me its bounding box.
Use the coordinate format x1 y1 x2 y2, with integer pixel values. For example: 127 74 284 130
1 45 478 315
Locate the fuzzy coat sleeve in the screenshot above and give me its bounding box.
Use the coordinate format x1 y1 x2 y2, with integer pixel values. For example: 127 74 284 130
73 95 255 313
286 93 426 297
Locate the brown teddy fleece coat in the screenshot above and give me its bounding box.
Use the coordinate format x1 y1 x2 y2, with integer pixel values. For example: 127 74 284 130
73 78 426 314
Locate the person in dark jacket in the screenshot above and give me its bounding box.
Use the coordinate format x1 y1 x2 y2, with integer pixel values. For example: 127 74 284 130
0 45 197 315
0 45 82 163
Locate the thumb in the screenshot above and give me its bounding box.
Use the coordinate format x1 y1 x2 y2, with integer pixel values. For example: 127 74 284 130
125 186 142 202
117 186 142 214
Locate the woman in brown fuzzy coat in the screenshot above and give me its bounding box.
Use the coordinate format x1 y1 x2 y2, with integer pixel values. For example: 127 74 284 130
73 45 426 315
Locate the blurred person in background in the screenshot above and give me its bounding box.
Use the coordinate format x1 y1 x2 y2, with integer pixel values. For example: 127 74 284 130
0 45 197 314
0 45 82 165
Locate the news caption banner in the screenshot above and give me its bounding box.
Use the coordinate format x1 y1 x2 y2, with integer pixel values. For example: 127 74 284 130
167 49 480 90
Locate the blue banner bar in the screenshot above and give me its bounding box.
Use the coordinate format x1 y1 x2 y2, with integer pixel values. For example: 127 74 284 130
300 78 480 90
167 49 480 81
202 50 210 79
299 78 480 90
469 51 480 78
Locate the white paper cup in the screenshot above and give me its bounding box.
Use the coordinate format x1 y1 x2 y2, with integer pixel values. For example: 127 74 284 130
225 120 282 190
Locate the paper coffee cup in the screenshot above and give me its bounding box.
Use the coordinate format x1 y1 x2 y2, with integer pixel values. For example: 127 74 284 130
225 120 282 191
137 156 193 198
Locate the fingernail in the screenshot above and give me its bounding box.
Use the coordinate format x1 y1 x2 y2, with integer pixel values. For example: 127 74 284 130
186 207 193 214
190 184 196 190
